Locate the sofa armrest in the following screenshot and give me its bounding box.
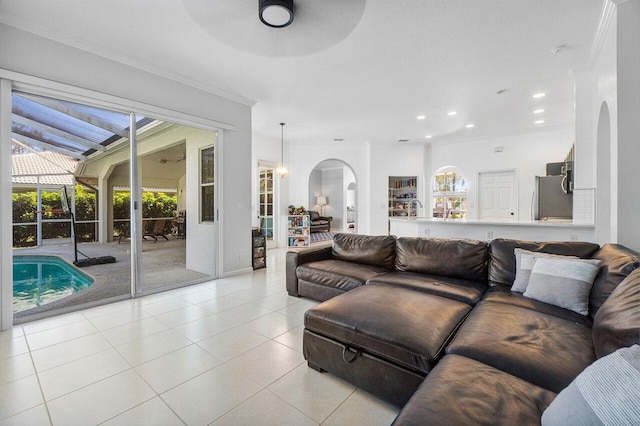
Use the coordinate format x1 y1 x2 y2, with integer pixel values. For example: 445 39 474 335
286 246 333 297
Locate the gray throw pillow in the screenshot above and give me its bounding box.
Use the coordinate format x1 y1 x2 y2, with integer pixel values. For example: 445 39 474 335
542 344 640 426
512 249 578 293
523 257 601 315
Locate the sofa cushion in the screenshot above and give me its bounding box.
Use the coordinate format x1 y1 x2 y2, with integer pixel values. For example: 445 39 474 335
446 301 596 392
523 257 601 315
367 271 487 305
395 237 487 282
512 249 578 293
481 286 592 326
332 233 396 270
305 285 471 375
590 243 640 317
488 239 600 287
541 345 640 426
296 259 389 293
592 267 640 358
392 355 556 426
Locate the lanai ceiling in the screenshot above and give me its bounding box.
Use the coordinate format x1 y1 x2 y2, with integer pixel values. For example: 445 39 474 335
0 0 604 145
11 92 152 160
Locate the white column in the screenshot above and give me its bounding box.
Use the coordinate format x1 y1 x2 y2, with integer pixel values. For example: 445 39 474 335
0 79 13 330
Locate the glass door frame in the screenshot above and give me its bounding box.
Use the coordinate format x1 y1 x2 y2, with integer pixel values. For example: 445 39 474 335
1 75 224 329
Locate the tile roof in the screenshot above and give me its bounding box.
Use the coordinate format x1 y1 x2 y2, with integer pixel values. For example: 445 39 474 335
12 152 76 186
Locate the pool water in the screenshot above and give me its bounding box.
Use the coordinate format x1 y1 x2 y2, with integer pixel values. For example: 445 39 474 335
13 256 94 313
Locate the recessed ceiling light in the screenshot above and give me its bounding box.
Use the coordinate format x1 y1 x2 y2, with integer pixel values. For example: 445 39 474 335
333 138 344 142
425 135 433 139
532 92 546 99
465 123 475 128
535 120 545 124
533 109 545 114
416 115 426 120
448 111 457 116
398 139 409 143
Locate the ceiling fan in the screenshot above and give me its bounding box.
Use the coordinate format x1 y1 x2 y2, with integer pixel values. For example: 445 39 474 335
157 152 186 164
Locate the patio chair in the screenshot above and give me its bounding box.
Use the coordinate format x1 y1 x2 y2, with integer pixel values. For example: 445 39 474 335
144 219 169 242
119 220 149 243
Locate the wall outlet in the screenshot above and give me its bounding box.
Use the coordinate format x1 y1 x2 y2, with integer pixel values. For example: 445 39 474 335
239 252 246 261
424 228 430 236
487 231 494 239
569 234 578 241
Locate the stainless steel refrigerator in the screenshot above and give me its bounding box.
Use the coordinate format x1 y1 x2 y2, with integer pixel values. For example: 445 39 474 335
534 175 573 220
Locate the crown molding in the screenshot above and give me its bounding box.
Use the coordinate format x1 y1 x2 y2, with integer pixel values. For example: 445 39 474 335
0 14 256 107
587 0 617 69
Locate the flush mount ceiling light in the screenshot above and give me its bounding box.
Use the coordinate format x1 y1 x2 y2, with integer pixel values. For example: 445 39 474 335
447 111 457 116
259 0 294 28
465 123 475 128
424 135 433 139
416 115 426 120
534 109 545 114
532 92 546 99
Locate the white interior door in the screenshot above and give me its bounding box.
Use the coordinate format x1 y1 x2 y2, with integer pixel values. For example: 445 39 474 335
479 170 517 220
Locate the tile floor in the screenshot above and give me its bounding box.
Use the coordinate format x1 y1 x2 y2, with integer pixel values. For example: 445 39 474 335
0 248 399 425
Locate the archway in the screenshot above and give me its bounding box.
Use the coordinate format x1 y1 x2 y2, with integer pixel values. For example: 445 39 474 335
596 102 611 244
308 159 358 233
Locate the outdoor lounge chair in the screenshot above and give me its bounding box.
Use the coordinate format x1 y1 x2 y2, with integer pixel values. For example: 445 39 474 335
119 220 149 243
144 219 169 242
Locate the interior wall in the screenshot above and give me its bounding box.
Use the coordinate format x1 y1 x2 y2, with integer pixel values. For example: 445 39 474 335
615 0 640 250
0 24 253 278
308 169 323 212
427 127 574 220
596 102 612 244
369 143 426 235
288 141 370 235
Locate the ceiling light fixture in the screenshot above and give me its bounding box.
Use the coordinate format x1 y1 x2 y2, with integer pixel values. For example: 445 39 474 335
398 139 409 143
535 120 545 124
496 89 510 95
465 123 475 128
534 109 545 114
532 92 546 99
425 135 433 139
448 111 457 116
259 0 294 28
333 138 344 142
277 123 289 179
417 115 426 120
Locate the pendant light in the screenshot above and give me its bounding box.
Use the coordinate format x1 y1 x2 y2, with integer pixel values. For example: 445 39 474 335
277 122 289 179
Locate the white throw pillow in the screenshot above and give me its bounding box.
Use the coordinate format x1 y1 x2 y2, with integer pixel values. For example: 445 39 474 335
512 249 578 293
523 257 601 315
542 345 640 426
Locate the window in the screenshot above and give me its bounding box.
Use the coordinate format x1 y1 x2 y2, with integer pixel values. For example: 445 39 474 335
432 169 468 219
200 146 215 222
258 166 274 239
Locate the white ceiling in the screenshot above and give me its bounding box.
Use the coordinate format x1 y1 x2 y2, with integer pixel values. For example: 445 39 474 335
0 0 604 145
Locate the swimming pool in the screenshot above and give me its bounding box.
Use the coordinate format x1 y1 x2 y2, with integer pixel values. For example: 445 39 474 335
13 255 94 313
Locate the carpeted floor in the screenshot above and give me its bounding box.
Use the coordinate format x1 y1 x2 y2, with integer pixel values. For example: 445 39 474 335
311 231 335 243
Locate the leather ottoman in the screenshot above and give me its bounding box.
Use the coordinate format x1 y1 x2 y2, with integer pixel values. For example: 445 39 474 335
303 285 472 407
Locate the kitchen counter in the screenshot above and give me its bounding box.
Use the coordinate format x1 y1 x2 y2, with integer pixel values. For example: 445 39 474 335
389 217 595 242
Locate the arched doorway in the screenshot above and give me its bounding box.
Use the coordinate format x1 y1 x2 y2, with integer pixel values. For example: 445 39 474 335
308 159 358 233
596 102 612 244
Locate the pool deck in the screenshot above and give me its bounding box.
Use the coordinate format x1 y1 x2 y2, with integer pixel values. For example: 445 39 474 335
13 237 210 321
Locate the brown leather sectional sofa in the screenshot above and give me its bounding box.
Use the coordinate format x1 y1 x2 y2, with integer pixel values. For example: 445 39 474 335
286 233 640 425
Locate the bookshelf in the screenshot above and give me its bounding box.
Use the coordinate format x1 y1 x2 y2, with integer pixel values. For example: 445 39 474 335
388 176 418 217
252 228 266 270
287 215 310 247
